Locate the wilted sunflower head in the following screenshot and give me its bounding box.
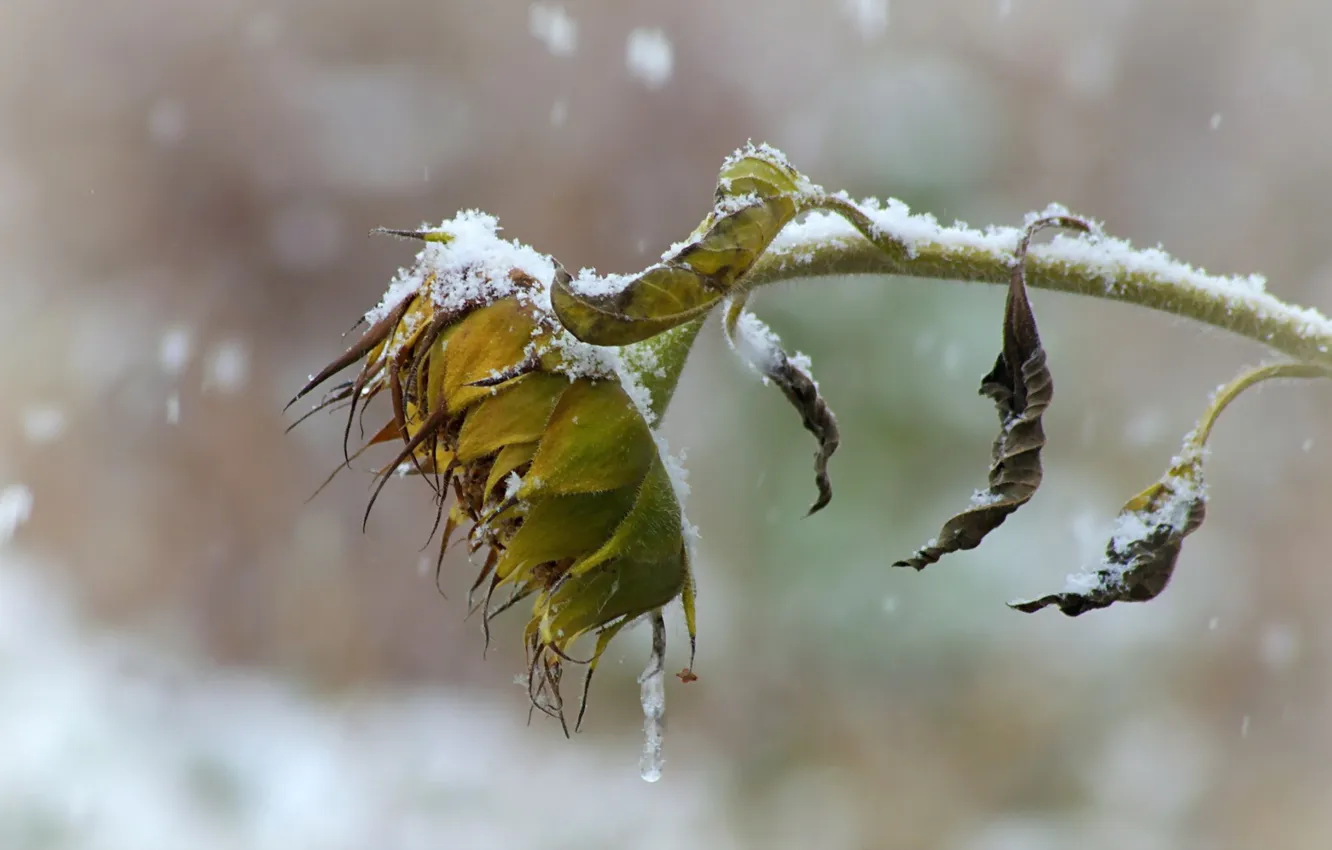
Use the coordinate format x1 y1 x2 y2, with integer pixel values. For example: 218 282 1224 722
288 212 696 731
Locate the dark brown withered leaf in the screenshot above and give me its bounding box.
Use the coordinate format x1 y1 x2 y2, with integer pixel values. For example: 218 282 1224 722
1010 462 1206 615
895 215 1089 570
723 297 839 514
1012 360 1329 615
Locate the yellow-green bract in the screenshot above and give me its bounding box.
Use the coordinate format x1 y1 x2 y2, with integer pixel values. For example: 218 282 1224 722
288 215 697 730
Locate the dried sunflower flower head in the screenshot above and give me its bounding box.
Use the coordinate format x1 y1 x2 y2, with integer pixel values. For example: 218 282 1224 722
288 212 697 738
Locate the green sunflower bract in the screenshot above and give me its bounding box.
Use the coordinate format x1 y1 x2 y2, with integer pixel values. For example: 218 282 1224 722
287 212 697 732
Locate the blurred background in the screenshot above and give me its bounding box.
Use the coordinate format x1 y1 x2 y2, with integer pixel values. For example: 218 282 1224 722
3 0 1332 847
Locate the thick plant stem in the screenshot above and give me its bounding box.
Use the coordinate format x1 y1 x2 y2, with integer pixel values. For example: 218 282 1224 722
625 317 705 422
740 228 1332 370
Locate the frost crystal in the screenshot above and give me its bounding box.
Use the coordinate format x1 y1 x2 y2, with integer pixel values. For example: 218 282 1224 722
729 311 785 376
502 472 524 503
625 28 673 89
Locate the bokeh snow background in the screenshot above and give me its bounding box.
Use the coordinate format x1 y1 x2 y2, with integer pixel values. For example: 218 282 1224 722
4 0 1332 847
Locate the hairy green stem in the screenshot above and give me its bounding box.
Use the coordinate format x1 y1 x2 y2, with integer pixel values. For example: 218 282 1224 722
740 227 1332 370
624 317 705 421
1193 362 1331 445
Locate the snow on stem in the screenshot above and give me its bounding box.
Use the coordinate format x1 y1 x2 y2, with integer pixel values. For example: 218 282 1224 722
742 204 1332 370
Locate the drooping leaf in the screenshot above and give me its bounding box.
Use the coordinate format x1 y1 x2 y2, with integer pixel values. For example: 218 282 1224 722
1010 457 1206 615
723 297 839 514
895 215 1090 570
1012 361 1330 615
551 262 722 347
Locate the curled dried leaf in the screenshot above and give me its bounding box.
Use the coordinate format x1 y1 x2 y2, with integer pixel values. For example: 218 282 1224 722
552 145 807 346
895 215 1090 570
1011 463 1206 615
724 296 839 514
1013 361 1330 615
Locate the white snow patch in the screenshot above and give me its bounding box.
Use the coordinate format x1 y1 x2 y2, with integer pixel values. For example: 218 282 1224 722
652 430 697 552
569 268 635 299
968 488 1003 508
528 4 577 57
1054 444 1206 597
766 191 1332 346
502 471 523 503
367 212 672 427
0 549 737 848
625 28 673 89
728 311 784 376
424 211 557 317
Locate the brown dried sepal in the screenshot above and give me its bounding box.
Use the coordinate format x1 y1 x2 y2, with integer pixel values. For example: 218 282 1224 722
895 215 1090 569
